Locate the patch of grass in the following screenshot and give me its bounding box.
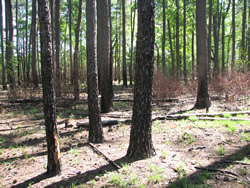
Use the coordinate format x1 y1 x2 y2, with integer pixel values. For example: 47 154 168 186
161 150 167 159
176 163 187 179
179 132 195 144
70 147 80 156
223 121 237 133
223 113 232 118
0 136 6 144
148 163 164 184
242 157 249 163
217 145 226 155
109 172 126 187
188 115 198 122
241 133 250 142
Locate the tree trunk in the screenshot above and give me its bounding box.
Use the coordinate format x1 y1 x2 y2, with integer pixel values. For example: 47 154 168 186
129 0 136 85
26 0 29 86
55 0 61 97
73 0 82 101
231 0 235 70
248 9 250 71
221 0 231 73
32 0 38 88
38 0 61 175
162 0 166 76
16 0 21 86
86 0 104 143
68 0 73 85
191 15 195 80
194 0 210 109
0 0 7 90
207 0 212 79
183 0 187 82
6 0 16 95
122 0 127 88
97 0 113 113
176 0 180 79
241 0 246 64
126 0 156 159
167 19 175 77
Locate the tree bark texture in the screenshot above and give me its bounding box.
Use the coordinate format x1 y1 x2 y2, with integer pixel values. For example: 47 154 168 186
68 0 73 85
6 0 16 95
176 0 180 79
26 0 29 86
126 0 156 159
207 0 212 78
231 0 235 70
38 0 61 175
183 0 187 82
241 0 246 62
55 0 61 97
86 0 104 143
32 0 39 88
194 0 210 109
97 0 112 113
0 0 7 90
16 0 21 86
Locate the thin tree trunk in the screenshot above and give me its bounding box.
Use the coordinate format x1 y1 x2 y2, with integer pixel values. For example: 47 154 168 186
38 0 61 175
73 0 83 101
129 0 136 85
0 0 7 90
122 0 127 88
68 0 73 85
16 0 21 86
162 0 166 76
32 0 38 88
86 0 104 143
167 19 175 77
207 0 212 79
6 0 16 95
176 0 180 79
183 0 187 82
213 0 220 77
191 24 195 80
231 0 235 70
55 0 61 97
26 0 29 86
241 0 246 64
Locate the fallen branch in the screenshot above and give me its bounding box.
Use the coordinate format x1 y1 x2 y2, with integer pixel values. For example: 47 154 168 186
195 166 240 177
221 160 250 166
87 142 121 169
76 119 132 128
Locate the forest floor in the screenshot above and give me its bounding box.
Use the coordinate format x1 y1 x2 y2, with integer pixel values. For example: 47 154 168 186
0 82 249 188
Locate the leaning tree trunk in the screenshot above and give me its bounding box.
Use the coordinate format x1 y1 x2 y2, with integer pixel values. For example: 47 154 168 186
0 0 7 90
86 0 104 143
126 0 156 159
31 0 38 88
194 0 210 109
6 0 16 95
73 0 83 101
38 0 61 175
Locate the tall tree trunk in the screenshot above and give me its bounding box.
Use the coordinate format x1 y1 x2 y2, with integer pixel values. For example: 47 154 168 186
191 24 195 80
207 0 212 78
162 0 166 76
167 19 175 77
16 0 21 86
248 8 250 71
0 0 7 90
122 0 127 87
221 0 231 73
241 0 246 64
231 0 235 70
86 0 103 143
68 0 73 85
37 27 41 81
213 0 220 77
32 0 38 88
55 0 61 97
73 0 83 101
126 0 156 159
183 0 187 82
6 0 16 95
108 0 114 97
97 0 113 113
176 0 180 79
129 0 136 85
194 0 210 109
26 0 29 86
38 0 61 175
49 0 54 72
155 43 160 73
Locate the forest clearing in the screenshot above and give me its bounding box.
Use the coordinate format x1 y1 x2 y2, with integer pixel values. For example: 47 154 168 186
0 75 249 187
